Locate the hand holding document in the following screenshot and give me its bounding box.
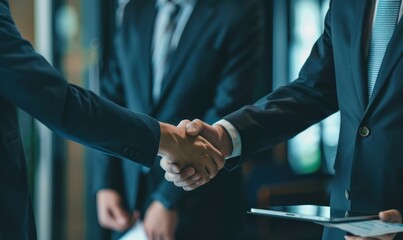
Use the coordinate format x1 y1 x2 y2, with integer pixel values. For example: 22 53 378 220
319 220 403 238
119 221 147 240
321 209 403 239
248 206 402 239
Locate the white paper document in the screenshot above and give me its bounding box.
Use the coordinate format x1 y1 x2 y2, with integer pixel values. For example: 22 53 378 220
119 221 148 240
318 220 403 237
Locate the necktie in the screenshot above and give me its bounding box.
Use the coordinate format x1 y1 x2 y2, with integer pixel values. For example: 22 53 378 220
152 1 180 102
367 0 401 99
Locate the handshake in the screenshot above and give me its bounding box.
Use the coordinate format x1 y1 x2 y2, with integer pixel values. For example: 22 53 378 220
158 119 232 191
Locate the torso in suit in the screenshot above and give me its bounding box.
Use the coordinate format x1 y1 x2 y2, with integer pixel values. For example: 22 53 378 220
88 0 263 239
0 1 160 239
223 0 403 239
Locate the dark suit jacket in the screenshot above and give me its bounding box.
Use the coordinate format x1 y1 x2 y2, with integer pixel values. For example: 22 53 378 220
88 0 263 239
0 1 160 239
224 0 403 239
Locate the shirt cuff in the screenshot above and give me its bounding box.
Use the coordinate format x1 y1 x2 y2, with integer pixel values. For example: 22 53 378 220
214 119 242 158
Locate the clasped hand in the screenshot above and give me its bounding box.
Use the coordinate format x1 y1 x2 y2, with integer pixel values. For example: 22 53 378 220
159 119 230 191
158 120 227 189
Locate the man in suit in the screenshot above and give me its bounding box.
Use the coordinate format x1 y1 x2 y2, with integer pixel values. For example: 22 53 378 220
163 0 403 239
0 0 224 239
87 0 263 239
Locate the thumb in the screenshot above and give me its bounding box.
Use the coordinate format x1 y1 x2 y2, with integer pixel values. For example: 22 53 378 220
177 119 191 128
186 119 207 136
379 210 402 223
160 157 182 173
111 205 129 227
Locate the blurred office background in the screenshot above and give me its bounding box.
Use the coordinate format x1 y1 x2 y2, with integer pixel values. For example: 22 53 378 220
10 0 338 239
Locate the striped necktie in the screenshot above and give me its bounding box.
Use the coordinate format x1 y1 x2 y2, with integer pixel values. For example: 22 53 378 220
367 0 401 99
152 1 180 102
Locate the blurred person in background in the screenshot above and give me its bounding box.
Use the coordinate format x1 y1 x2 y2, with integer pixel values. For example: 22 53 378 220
86 0 264 239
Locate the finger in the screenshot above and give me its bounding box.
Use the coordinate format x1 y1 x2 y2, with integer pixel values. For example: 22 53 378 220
177 119 191 128
209 145 225 170
344 236 360 240
172 173 201 187
345 236 377 240
102 215 125 231
144 224 154 240
195 160 213 183
98 209 114 229
160 158 181 174
173 177 199 187
379 209 402 223
164 167 196 182
185 119 206 136
110 205 130 231
204 156 218 179
183 179 205 191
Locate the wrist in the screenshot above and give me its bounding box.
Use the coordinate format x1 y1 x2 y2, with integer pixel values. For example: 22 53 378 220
158 122 178 157
214 120 242 158
216 125 233 157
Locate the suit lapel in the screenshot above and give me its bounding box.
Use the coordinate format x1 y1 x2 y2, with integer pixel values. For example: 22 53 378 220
137 0 157 107
350 0 373 113
154 0 216 108
367 17 403 110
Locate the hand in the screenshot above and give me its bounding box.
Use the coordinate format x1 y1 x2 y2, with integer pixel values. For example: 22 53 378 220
144 201 178 240
158 120 225 185
160 159 204 191
185 119 233 157
96 189 139 232
161 119 232 190
345 209 402 240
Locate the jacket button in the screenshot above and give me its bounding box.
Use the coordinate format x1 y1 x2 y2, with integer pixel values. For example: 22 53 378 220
345 190 351 200
359 126 370 137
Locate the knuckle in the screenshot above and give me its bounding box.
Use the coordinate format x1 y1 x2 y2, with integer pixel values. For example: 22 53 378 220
160 160 167 169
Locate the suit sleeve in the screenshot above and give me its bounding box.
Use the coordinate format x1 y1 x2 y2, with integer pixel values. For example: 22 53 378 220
0 3 160 167
91 49 128 192
224 5 339 169
151 0 265 209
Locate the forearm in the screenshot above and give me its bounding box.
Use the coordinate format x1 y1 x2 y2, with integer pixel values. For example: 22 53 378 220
0 11 161 166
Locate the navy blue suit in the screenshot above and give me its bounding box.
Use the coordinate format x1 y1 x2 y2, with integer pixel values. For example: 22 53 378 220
87 0 263 239
224 0 403 239
0 1 160 239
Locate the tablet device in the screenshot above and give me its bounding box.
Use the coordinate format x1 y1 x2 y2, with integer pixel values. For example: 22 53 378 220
248 205 378 223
